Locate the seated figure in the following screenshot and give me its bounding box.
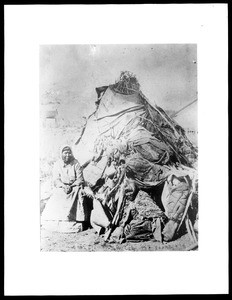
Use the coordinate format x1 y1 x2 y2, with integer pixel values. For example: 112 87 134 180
41 145 92 232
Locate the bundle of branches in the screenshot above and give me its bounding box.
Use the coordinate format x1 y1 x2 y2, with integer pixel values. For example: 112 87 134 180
112 71 140 95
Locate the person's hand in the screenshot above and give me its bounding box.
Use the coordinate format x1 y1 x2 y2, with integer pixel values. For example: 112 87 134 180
83 186 94 198
63 185 72 194
69 178 75 185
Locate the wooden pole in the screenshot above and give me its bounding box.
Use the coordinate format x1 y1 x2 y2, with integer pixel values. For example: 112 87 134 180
185 217 195 243
177 175 196 232
188 214 198 243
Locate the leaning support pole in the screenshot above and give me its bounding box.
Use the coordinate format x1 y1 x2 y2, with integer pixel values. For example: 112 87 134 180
187 214 198 243
185 216 195 243
177 175 196 232
104 182 126 241
140 90 180 137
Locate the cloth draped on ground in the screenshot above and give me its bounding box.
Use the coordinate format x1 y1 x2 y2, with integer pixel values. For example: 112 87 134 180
107 176 191 243
121 203 166 243
41 187 87 222
89 159 193 242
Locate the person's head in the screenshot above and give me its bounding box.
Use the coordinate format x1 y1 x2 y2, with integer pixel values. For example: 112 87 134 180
61 146 73 164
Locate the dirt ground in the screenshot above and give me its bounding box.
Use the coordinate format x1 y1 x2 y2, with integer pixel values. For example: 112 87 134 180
40 190 198 252
40 227 196 252
40 126 198 252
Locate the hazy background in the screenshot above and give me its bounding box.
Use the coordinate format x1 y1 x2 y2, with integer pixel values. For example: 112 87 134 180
40 44 197 129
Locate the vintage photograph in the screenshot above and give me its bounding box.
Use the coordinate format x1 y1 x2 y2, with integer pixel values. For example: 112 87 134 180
40 44 198 251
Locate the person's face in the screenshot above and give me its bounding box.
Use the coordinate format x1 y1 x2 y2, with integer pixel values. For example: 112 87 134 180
62 150 72 163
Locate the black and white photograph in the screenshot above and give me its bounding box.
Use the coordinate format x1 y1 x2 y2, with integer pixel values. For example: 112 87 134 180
40 44 198 251
5 4 228 295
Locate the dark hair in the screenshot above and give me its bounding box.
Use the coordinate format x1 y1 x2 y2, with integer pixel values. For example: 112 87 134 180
62 146 72 153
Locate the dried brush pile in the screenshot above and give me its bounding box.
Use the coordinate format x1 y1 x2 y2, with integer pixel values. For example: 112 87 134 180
112 71 140 95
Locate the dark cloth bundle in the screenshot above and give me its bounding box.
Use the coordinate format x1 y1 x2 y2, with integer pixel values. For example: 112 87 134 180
125 153 169 185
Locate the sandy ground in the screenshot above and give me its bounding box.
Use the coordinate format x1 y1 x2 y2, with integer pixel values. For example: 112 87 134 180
40 190 198 252
40 126 198 252
40 227 196 252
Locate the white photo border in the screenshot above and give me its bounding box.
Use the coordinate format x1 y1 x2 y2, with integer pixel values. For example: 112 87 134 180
4 4 228 295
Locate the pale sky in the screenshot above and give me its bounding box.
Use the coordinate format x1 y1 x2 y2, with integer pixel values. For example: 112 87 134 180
40 44 197 124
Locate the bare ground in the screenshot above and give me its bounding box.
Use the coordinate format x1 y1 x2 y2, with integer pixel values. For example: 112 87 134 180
40 190 198 252
40 126 198 252
40 227 197 252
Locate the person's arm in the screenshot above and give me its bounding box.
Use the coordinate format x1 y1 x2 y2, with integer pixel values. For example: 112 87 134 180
53 162 71 193
70 161 85 188
53 162 65 188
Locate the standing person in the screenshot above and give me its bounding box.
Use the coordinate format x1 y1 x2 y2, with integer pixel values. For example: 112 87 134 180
41 145 91 232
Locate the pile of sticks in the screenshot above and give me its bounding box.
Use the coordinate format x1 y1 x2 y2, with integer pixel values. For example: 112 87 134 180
113 71 140 95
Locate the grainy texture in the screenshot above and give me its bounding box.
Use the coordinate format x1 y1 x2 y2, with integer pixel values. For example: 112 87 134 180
40 45 198 251
40 228 196 252
40 191 198 252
